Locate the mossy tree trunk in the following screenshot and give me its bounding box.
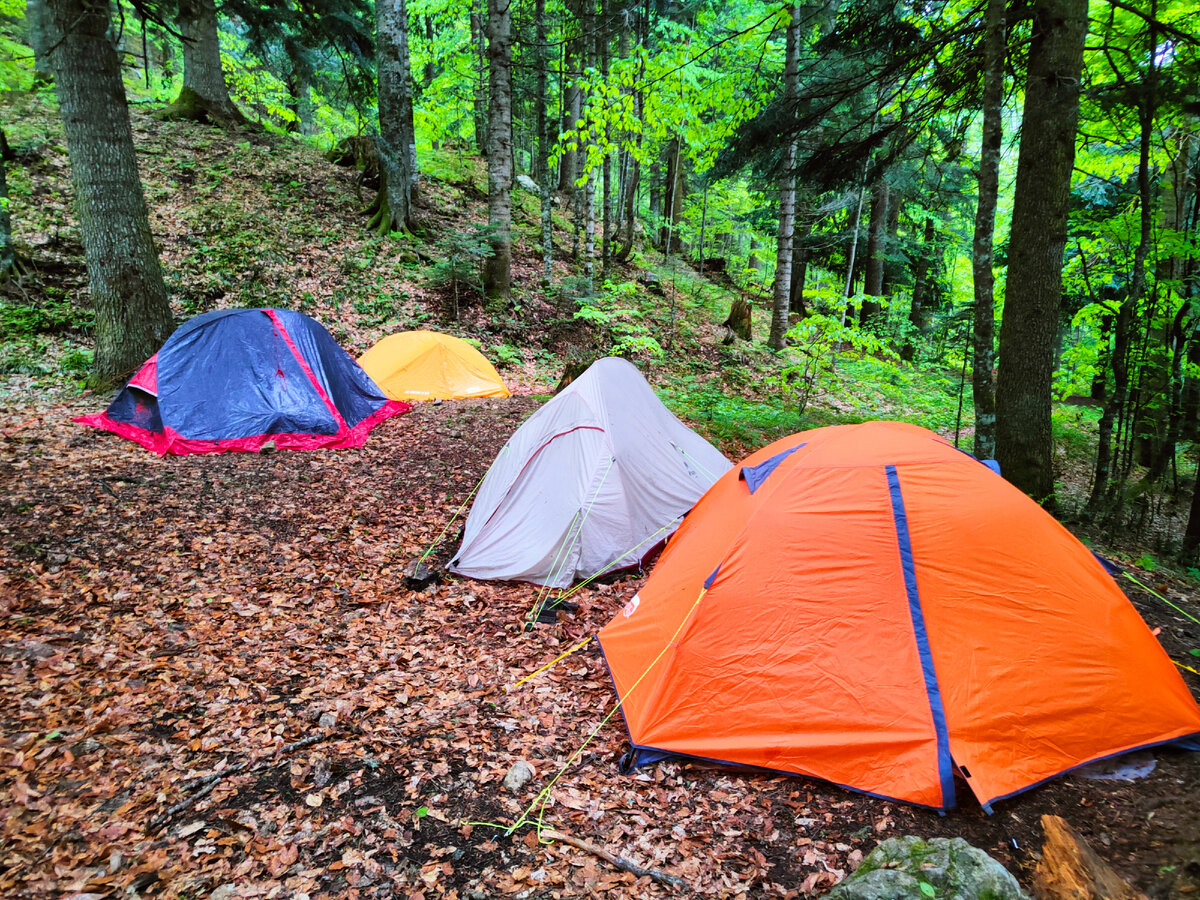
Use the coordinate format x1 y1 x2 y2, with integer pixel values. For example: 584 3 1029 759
767 5 800 352
483 0 513 306
376 0 417 232
46 0 174 386
535 0 554 285
860 176 888 324
167 0 247 126
971 0 1005 461
0 129 14 280
995 0 1088 504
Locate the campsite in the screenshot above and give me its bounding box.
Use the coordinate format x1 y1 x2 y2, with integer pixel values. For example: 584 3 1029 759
3 0 1200 898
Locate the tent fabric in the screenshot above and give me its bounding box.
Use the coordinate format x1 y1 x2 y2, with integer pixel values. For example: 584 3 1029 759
359 331 511 401
449 357 731 588
598 420 1200 811
75 308 408 455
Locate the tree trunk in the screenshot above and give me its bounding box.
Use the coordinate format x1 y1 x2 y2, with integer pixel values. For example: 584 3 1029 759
789 207 810 316
46 0 174 386
860 176 888 324
536 0 553 285
559 6 583 191
768 6 801 351
994 0 1088 503
483 0 513 306
1183 453 1200 562
600 0 612 279
971 0 1005 461
27 0 55 84
168 0 246 125
422 16 437 92
1087 303 1131 513
903 216 936 362
471 4 488 156
584 169 596 294
376 0 417 232
0 129 14 280
614 13 643 263
660 139 684 253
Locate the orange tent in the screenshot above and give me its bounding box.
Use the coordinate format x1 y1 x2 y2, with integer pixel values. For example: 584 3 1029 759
359 331 510 401
598 421 1200 810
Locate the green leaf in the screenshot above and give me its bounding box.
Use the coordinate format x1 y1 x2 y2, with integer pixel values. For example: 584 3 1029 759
919 883 937 899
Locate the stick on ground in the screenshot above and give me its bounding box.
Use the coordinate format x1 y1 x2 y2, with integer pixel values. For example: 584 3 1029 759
540 828 690 890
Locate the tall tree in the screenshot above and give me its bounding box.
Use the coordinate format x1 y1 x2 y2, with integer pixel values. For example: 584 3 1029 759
768 5 801 352
0 129 14 281
45 0 174 385
535 0 554 285
166 0 247 124
374 0 417 232
860 176 888 323
994 0 1089 502
483 0 513 305
971 0 1005 461
471 2 489 156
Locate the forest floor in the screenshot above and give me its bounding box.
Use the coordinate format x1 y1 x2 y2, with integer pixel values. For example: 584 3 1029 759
2 396 1200 900
2 91 1200 898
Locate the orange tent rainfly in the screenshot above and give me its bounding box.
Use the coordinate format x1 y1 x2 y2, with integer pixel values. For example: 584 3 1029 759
598 421 1200 811
359 331 511 401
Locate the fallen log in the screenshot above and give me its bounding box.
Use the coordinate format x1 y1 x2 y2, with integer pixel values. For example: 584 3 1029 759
1033 814 1148 900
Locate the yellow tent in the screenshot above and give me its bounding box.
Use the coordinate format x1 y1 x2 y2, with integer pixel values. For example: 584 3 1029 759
358 331 511 401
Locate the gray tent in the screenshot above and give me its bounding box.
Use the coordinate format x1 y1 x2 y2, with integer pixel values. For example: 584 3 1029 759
449 358 731 587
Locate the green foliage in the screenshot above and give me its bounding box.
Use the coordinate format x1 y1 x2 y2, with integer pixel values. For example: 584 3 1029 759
427 224 495 295
0 298 93 335
573 279 663 359
492 343 521 368
772 311 896 422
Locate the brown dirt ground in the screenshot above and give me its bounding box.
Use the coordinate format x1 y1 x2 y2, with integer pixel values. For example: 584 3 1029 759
2 389 1199 899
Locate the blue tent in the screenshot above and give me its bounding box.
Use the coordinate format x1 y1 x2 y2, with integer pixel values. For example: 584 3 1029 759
76 308 408 454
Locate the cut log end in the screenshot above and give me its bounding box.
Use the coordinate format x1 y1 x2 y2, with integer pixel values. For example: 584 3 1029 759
1033 814 1148 900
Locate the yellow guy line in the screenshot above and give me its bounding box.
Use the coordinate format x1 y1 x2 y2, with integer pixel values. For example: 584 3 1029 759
1122 573 1200 626
507 586 711 838
507 636 594 692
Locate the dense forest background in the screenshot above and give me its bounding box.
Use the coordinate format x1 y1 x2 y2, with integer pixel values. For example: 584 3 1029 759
2 0 1200 562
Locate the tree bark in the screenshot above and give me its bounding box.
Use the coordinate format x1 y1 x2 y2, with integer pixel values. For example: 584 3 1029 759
768 6 800 351
0 129 14 280
903 216 936 362
971 0 1005 461
536 0 553 285
483 0 513 305
660 138 685 254
471 4 489 156
600 0 612 279
1034 815 1148 900
614 12 644 263
375 0 417 232
168 0 246 125
27 0 55 84
46 0 174 385
788 206 810 316
994 0 1088 503
860 176 888 324
559 3 584 191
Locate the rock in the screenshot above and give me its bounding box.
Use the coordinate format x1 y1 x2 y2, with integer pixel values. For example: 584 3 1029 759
403 558 439 590
516 174 540 194
825 836 1030 900
318 711 337 729
210 885 239 900
502 760 535 793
